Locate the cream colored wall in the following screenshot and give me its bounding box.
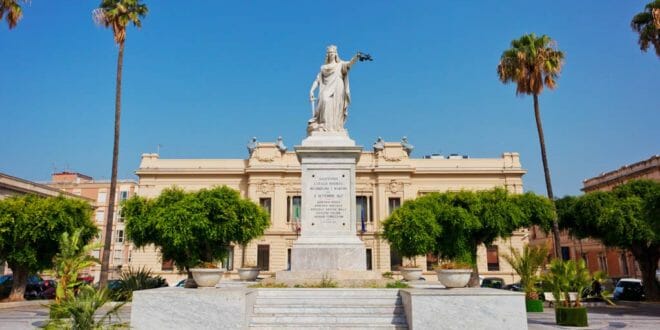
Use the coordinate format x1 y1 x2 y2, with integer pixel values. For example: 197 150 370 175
130 141 527 285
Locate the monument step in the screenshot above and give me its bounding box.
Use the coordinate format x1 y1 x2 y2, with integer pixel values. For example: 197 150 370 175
254 297 402 306
250 324 408 330
254 288 401 297
253 305 404 314
249 315 408 326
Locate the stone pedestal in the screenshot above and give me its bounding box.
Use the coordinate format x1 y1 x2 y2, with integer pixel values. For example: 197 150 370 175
289 132 367 272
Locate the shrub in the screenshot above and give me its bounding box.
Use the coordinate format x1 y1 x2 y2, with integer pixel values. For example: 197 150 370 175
110 267 168 301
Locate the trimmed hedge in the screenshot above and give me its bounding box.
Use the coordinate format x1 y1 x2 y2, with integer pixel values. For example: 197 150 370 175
555 307 588 327
525 299 544 312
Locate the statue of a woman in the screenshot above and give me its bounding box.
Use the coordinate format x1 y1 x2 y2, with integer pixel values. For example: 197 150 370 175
307 45 359 134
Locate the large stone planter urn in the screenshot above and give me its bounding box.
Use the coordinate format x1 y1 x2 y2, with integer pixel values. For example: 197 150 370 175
238 267 260 281
436 269 471 288
190 268 224 287
401 268 423 281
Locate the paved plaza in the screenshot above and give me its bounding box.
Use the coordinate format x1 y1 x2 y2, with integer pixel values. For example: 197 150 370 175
1 300 659 329
0 302 130 330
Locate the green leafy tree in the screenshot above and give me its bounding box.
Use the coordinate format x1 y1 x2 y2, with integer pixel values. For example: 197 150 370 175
631 0 660 57
0 0 28 29
383 188 554 285
92 0 148 288
557 179 660 300
502 244 548 300
52 228 102 304
235 198 271 268
123 186 270 282
497 33 565 258
0 195 96 301
382 196 441 267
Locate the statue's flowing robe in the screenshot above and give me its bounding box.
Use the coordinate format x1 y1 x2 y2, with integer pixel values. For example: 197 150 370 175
309 61 351 132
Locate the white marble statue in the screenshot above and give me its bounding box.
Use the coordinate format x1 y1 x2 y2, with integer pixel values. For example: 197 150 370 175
307 45 360 134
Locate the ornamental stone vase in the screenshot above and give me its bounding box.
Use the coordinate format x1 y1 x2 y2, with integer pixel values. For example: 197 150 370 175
401 268 423 281
238 267 260 281
436 269 472 288
190 268 224 287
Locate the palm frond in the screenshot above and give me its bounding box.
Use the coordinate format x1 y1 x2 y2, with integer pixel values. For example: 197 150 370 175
497 33 565 96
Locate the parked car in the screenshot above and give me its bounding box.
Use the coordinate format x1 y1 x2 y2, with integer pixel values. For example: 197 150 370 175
481 277 505 289
613 278 645 301
0 274 51 300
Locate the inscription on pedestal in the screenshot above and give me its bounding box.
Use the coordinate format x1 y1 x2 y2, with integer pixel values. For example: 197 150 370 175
305 169 351 233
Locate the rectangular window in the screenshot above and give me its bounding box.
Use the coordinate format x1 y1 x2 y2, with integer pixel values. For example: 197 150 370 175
97 191 107 204
598 253 608 273
259 198 272 218
582 253 589 268
113 249 123 265
287 196 301 223
388 198 401 215
390 249 402 271
117 209 124 223
119 191 129 201
95 210 105 223
222 246 234 271
366 248 373 271
161 259 174 271
356 196 373 229
561 247 571 261
487 245 500 271
620 252 629 276
287 248 292 271
257 245 270 271
115 230 124 243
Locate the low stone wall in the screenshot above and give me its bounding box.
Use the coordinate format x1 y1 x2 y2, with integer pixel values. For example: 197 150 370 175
131 287 247 329
131 287 527 330
400 288 527 329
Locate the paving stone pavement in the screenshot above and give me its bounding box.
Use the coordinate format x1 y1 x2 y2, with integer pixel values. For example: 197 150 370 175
0 300 658 329
527 302 660 330
0 301 131 330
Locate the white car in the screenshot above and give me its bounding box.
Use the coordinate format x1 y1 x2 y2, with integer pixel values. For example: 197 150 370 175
613 278 644 301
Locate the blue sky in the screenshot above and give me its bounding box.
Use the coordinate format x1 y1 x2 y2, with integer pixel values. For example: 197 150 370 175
1 1 658 197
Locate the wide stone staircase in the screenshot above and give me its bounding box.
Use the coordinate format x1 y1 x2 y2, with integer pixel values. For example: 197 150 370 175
248 288 409 329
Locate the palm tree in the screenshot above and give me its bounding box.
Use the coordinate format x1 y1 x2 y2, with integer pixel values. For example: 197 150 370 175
631 0 660 57
93 0 148 288
497 33 565 258
0 0 27 29
51 229 101 304
502 244 548 300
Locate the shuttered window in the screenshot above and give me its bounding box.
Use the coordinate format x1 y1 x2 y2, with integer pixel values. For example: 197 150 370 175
487 245 499 271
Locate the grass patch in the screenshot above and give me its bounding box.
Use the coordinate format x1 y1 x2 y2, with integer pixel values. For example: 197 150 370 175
386 280 410 288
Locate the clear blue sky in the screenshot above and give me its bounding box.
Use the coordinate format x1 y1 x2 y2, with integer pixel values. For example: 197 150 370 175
1 1 658 197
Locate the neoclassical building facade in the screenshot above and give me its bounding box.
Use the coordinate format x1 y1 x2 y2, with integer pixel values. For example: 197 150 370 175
129 138 529 284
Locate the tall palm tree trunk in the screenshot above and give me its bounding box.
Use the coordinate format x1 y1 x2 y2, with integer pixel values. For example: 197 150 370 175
100 42 125 288
533 94 562 258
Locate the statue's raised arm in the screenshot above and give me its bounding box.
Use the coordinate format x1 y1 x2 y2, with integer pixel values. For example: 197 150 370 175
307 45 368 135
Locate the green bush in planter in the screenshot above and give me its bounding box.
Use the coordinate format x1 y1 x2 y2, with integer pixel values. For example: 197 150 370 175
502 244 548 312
555 307 588 327
526 299 544 313
544 259 592 327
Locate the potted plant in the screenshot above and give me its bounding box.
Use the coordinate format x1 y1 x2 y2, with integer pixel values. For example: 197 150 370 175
382 199 440 281
400 261 423 281
123 186 270 289
435 260 473 288
237 260 260 281
190 262 225 287
543 259 591 327
502 244 548 312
